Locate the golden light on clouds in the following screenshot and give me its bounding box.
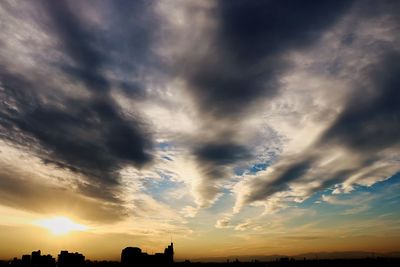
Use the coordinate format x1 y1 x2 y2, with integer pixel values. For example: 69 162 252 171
35 217 88 235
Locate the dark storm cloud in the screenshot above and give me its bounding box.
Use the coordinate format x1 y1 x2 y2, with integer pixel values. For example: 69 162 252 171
194 142 251 166
241 50 400 206
320 52 400 152
0 71 152 202
248 164 354 205
185 0 353 118
186 0 353 187
246 158 314 203
0 0 158 202
41 0 108 92
41 0 157 92
193 142 251 182
17 98 151 182
228 2 400 207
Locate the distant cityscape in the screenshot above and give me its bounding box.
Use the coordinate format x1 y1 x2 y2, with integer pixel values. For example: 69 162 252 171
1 243 400 267
1 243 174 267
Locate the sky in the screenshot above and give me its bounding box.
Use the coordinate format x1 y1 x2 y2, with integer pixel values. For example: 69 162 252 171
0 0 400 261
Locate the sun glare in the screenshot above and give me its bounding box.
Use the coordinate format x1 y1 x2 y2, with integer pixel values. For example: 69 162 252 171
36 217 88 235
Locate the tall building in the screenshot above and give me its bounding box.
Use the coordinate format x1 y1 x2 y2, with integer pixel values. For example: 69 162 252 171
30 250 55 267
31 250 41 266
121 243 174 267
21 254 30 266
164 242 174 267
57 251 85 267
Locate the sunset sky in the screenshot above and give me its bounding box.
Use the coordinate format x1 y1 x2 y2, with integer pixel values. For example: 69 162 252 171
1 0 400 261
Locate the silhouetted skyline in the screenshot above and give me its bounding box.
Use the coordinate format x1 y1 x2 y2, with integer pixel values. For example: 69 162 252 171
4 243 174 267
2 244 400 267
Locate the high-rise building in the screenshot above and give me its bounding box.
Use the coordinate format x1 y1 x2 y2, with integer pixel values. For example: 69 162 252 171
121 243 174 267
57 251 85 267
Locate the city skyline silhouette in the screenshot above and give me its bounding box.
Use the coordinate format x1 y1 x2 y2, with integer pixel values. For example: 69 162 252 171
2 243 400 267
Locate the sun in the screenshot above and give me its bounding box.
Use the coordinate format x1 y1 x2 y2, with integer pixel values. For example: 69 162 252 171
36 216 88 235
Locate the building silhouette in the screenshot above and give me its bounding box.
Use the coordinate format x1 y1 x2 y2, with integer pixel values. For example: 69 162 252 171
10 250 55 267
57 251 85 267
21 255 31 266
121 243 174 267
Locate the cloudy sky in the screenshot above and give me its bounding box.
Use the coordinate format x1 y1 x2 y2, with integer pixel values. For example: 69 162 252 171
1 0 400 260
